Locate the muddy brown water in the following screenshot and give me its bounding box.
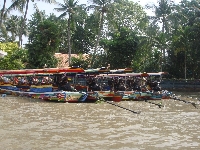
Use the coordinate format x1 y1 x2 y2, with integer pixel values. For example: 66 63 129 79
0 91 200 150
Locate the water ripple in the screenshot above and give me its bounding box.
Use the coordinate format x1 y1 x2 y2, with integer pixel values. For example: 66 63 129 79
0 94 200 150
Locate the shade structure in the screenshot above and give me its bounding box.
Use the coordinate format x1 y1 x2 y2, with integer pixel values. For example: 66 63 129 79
96 73 129 78
0 69 35 75
0 67 85 75
125 73 143 77
58 67 84 73
147 72 169 76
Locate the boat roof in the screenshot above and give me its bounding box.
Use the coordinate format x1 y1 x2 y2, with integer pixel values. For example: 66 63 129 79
96 72 168 78
0 67 85 75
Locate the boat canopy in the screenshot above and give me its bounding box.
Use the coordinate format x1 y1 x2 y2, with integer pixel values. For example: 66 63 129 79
96 74 129 78
147 72 169 76
97 72 169 78
0 66 168 77
0 67 85 75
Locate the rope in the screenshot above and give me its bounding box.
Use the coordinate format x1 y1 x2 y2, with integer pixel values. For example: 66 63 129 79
145 99 164 108
96 95 141 114
105 100 141 114
171 94 198 109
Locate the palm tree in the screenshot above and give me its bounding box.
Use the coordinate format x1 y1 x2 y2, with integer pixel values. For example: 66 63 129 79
88 0 113 67
107 0 149 37
4 15 20 41
7 0 56 47
0 23 8 42
0 1 8 42
150 0 173 71
54 0 79 66
0 0 7 26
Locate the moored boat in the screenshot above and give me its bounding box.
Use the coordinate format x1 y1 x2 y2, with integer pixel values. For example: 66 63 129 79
44 91 88 103
119 91 154 101
94 90 123 101
0 67 173 103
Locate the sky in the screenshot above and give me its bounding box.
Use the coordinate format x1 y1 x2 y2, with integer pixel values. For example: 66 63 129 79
5 0 182 20
4 0 182 45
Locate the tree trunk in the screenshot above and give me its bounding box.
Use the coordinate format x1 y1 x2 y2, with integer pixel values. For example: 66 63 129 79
162 16 165 53
91 10 104 68
68 13 71 66
0 0 7 26
11 30 15 41
161 14 165 71
184 49 186 81
19 0 29 47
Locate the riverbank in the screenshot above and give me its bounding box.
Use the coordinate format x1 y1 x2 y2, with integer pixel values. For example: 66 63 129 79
160 79 200 92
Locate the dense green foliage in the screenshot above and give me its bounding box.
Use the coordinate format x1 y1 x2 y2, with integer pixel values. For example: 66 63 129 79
25 12 60 68
0 42 27 69
1 0 200 79
101 27 138 69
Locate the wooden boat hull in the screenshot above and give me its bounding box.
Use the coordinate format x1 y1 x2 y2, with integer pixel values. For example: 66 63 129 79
112 95 122 102
120 91 152 101
119 90 172 101
85 92 98 103
95 91 115 101
161 91 172 99
149 95 162 100
24 91 84 103
46 91 88 103
93 91 122 102
0 85 20 95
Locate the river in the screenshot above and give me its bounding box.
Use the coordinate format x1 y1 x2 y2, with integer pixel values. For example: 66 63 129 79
0 91 200 150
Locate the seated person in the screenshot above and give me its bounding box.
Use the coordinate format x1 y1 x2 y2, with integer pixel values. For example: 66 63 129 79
59 80 75 91
118 83 126 91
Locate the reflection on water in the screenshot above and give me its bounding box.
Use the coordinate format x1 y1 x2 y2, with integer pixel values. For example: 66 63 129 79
0 92 200 150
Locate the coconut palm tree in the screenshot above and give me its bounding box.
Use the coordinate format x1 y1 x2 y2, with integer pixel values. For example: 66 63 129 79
88 0 113 67
4 15 20 41
149 0 173 71
6 0 56 47
0 23 8 42
0 0 7 26
54 0 80 66
0 0 8 42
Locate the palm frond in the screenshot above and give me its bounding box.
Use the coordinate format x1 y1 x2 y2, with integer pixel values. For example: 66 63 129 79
58 12 67 18
6 0 26 14
54 7 67 12
33 3 45 22
43 0 56 4
0 24 8 41
68 0 79 7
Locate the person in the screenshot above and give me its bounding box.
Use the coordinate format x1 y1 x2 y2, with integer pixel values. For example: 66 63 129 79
92 83 101 91
59 79 75 91
118 83 126 91
22 77 27 84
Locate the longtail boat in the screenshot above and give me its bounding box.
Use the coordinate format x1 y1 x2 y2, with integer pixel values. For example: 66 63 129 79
0 67 90 103
0 67 172 102
94 71 171 101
